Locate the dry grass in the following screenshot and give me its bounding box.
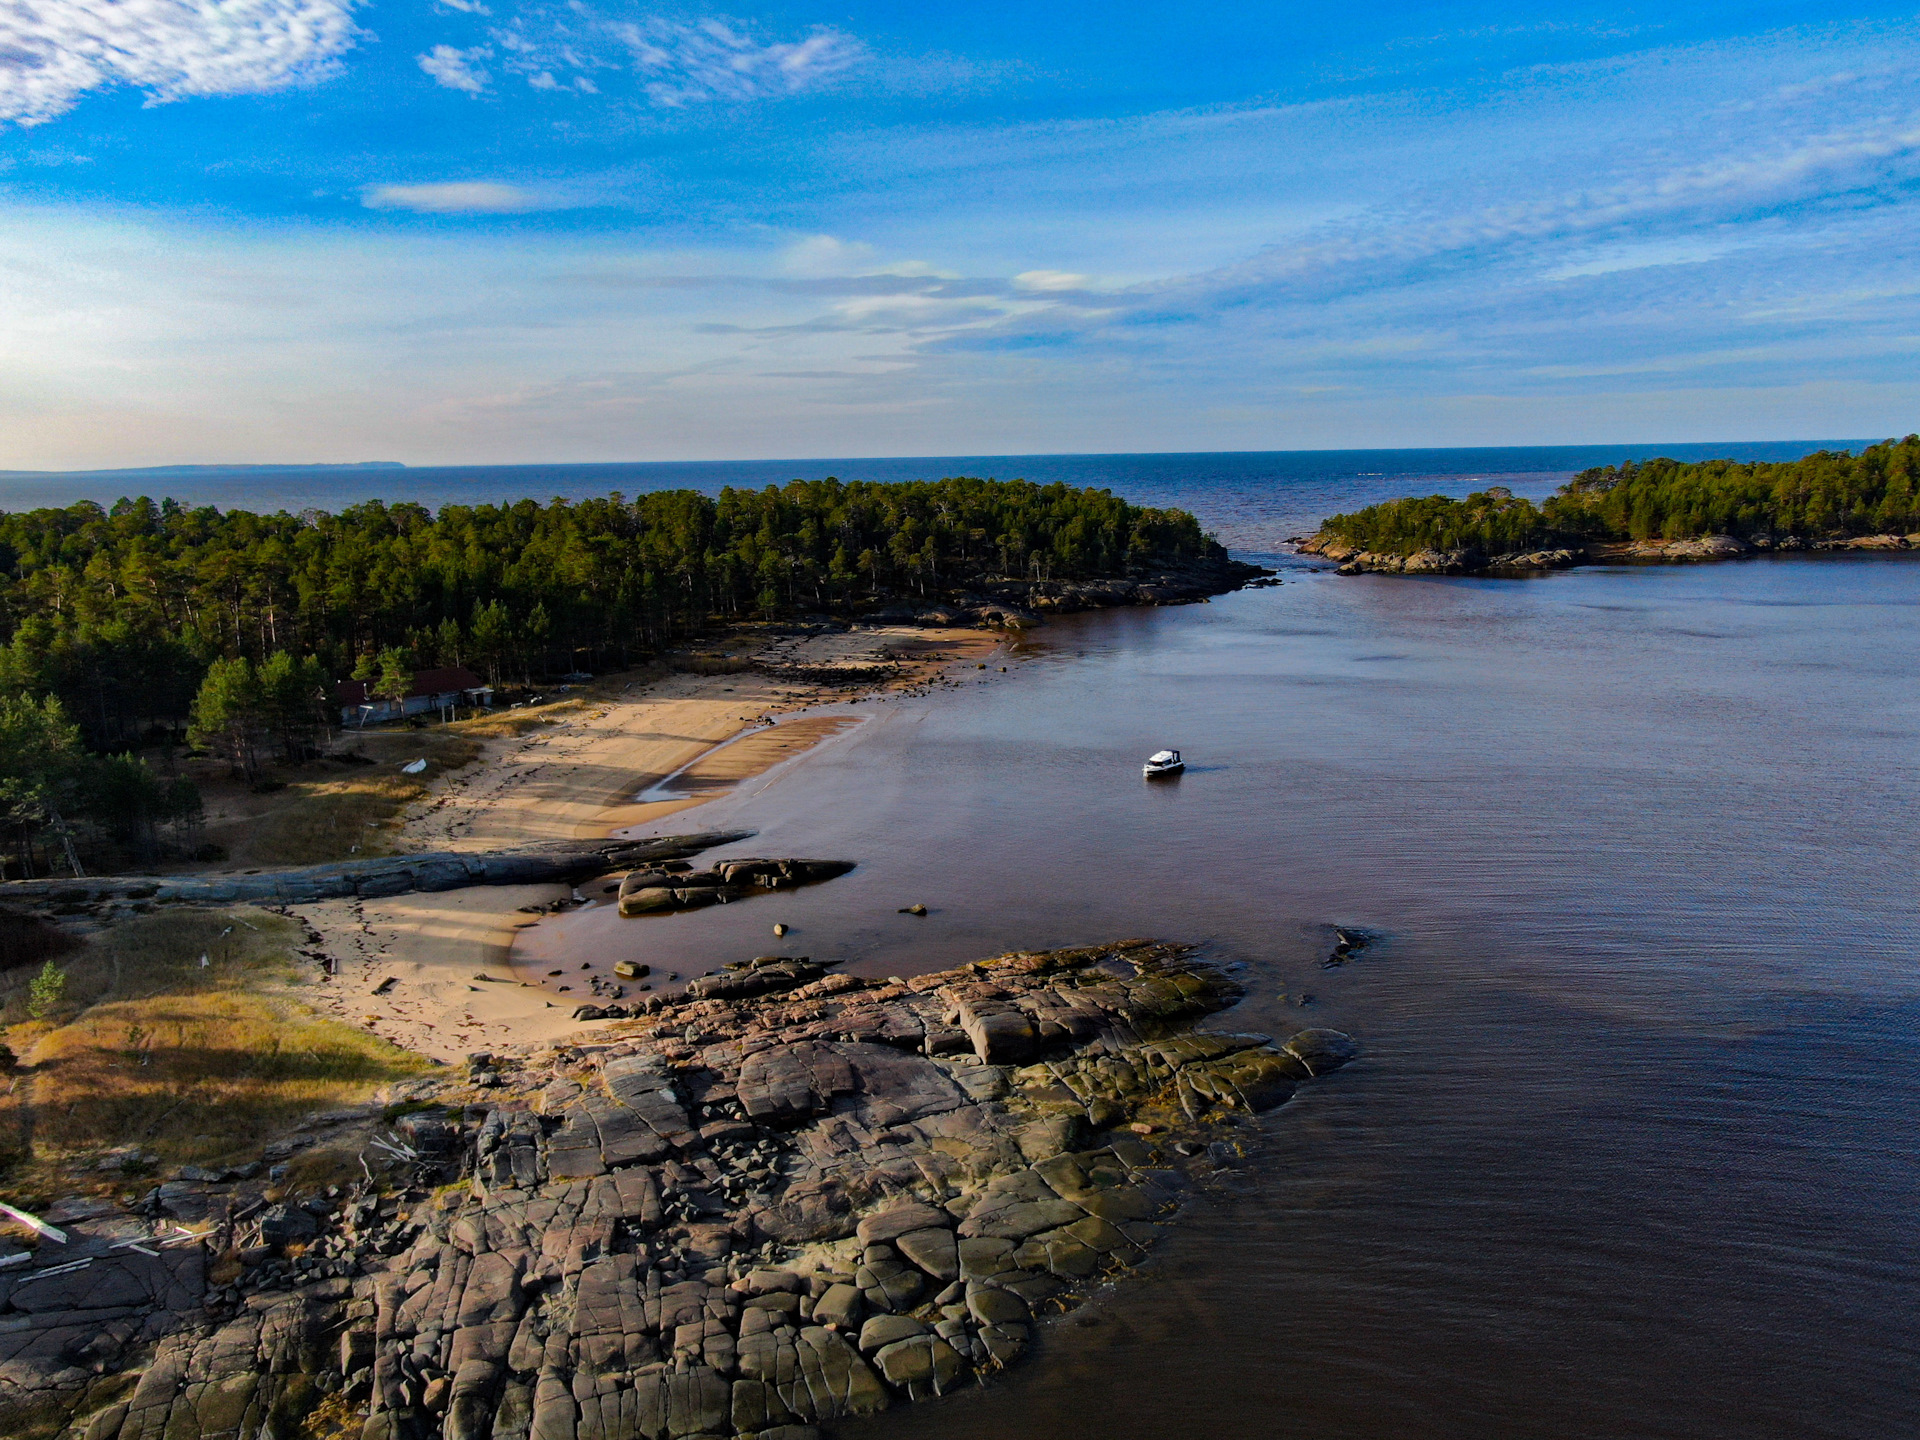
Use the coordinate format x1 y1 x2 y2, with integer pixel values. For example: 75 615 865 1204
229 695 593 867
232 730 484 866
0 909 427 1193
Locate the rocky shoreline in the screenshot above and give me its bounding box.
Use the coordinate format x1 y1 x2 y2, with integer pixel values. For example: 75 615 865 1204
0 938 1353 1440
854 554 1272 628
1294 529 1920 576
0 834 754 932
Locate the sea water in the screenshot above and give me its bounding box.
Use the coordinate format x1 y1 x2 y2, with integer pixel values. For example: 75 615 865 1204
598 553 1919 1440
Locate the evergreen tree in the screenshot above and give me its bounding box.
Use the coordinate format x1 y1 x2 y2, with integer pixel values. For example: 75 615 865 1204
372 648 413 706
0 694 86 877
187 657 264 781
469 601 511 686
258 649 329 761
434 616 464 667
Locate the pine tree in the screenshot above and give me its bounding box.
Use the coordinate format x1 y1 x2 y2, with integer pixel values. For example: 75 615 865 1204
187 657 264 781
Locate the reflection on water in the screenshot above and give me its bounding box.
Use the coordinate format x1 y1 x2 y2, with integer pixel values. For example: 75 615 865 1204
556 553 1920 1438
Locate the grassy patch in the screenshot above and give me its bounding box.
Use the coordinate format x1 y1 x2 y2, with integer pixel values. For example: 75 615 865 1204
232 730 484 866
230 696 593 867
0 909 427 1191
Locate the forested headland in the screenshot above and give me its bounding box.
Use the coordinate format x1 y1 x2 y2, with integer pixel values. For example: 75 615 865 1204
0 477 1226 876
1309 436 1920 560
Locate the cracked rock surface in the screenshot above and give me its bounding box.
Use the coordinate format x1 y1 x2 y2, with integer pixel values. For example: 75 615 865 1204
3 940 1354 1440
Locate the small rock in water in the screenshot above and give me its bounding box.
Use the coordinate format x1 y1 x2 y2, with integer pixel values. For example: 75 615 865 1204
1324 925 1374 967
899 903 928 916
773 923 788 936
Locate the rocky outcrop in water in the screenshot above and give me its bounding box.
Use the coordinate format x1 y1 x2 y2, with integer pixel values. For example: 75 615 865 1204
1295 537 1583 575
617 861 855 919
858 556 1273 629
1296 529 1920 576
0 940 1354 1440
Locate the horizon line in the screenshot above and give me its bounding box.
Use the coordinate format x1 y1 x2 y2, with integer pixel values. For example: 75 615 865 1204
0 436 1893 480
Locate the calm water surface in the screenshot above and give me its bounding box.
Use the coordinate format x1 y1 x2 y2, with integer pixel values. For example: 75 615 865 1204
554 552 1920 1440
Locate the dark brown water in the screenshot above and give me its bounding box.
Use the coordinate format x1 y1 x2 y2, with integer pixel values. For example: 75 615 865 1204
572 552 1920 1439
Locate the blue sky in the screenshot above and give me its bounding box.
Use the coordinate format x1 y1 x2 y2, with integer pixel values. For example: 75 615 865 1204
1 2 1917 467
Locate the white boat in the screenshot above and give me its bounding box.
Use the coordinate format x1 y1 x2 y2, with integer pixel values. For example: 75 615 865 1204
1143 748 1185 777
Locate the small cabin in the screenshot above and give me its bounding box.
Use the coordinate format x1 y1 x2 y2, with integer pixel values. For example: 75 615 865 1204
334 666 492 726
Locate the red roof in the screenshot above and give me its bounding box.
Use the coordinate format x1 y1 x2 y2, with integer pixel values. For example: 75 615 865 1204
334 666 486 706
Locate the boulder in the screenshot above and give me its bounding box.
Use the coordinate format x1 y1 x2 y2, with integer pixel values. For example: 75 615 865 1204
956 998 1038 1064
856 1314 926 1354
871 1335 966 1396
854 1260 924 1313
894 1228 959 1282
965 1284 1029 1327
813 1282 863 1329
1282 1028 1359 1076
617 887 677 916
855 1202 951 1246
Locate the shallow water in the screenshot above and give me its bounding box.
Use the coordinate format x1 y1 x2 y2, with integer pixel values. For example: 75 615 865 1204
557 552 1920 1439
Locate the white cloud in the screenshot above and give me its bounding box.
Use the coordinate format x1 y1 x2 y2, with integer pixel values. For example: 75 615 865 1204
780 234 876 275
1014 269 1089 291
609 17 862 106
435 7 863 107
0 0 361 125
361 181 539 213
417 43 491 94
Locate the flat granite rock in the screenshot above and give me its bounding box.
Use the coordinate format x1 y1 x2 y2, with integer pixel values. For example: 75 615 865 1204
11 940 1355 1440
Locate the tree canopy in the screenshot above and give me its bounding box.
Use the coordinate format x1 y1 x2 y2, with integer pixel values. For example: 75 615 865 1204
0 477 1216 751
1316 436 1920 557
0 475 1221 877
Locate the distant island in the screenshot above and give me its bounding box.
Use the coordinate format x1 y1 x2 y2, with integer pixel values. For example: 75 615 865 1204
0 461 407 478
1298 435 1920 574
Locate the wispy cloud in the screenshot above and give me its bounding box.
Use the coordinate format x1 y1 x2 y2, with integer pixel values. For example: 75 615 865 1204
1014 269 1090 292
417 44 492 95
0 0 362 125
417 5 863 104
362 181 542 213
610 18 862 106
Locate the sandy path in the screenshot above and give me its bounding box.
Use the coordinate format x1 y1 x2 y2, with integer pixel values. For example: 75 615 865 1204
298 625 998 1057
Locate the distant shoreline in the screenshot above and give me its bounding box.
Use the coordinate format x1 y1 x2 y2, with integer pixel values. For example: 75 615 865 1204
0 460 405 478
1295 530 1920 575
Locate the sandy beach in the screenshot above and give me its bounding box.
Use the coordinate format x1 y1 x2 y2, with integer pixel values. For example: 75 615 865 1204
295 625 998 1060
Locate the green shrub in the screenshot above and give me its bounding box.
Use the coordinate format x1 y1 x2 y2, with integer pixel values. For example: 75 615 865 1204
26 961 65 1021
